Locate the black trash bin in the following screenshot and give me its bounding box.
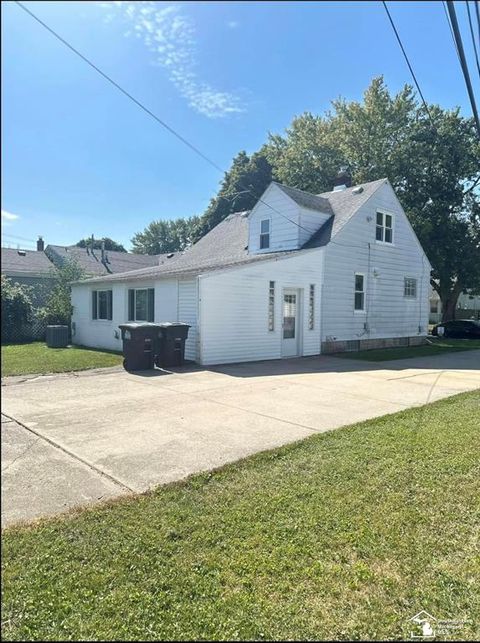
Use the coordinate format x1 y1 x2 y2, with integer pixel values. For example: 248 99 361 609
119 323 161 371
155 323 190 368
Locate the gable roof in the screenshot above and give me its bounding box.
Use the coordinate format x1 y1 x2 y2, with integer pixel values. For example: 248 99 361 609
1 248 55 277
76 178 389 286
45 245 166 276
77 212 297 284
273 182 333 215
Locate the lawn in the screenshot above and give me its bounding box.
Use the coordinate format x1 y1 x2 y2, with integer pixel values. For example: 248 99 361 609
338 337 480 362
2 391 479 641
1 342 123 377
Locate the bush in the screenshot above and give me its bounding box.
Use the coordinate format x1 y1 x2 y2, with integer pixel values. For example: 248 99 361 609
39 260 85 325
1 275 34 343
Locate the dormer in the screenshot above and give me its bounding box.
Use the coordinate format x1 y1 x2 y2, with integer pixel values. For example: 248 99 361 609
248 182 333 254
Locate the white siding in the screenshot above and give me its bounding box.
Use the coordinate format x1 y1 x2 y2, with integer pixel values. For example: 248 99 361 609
248 184 301 253
177 279 198 361
72 278 177 351
321 182 430 342
199 250 324 365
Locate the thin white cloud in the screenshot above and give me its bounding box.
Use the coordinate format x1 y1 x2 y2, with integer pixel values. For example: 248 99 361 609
226 20 239 29
100 1 245 118
1 210 20 225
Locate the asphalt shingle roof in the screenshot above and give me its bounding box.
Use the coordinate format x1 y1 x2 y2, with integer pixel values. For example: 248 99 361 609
1 248 55 276
304 178 388 248
78 212 298 284
77 178 388 285
273 182 333 215
46 245 166 276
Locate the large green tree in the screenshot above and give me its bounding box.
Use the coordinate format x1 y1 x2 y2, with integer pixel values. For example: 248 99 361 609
131 215 201 255
264 78 480 321
194 150 273 240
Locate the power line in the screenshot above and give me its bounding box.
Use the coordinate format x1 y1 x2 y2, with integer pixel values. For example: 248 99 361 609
443 0 462 62
382 1 436 127
475 1 480 44
446 1 480 138
465 1 480 79
14 1 224 175
2 233 37 243
12 0 319 240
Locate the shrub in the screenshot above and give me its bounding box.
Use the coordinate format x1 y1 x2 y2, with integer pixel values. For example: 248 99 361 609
1 275 34 343
39 260 85 325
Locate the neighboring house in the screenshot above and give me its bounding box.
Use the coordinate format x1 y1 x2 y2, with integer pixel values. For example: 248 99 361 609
1 238 55 307
45 244 165 277
71 177 431 365
429 288 480 323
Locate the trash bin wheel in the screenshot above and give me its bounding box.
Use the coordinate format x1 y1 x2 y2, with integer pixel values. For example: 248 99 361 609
123 358 133 372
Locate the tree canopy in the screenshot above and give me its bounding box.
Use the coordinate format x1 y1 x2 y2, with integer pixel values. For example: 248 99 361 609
131 77 480 320
76 238 126 252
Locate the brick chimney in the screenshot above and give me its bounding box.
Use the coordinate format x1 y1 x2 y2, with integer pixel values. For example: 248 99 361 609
333 167 352 191
37 236 45 252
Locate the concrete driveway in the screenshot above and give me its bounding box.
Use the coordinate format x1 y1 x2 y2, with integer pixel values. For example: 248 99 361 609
2 350 479 527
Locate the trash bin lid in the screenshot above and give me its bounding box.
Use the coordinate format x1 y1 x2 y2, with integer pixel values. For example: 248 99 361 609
119 323 163 330
156 322 191 328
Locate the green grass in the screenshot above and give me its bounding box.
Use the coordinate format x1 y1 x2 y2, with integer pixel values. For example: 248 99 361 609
2 391 480 641
1 342 123 377
337 337 480 362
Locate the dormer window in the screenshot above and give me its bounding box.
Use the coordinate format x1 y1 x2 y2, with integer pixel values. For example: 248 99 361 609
260 219 270 249
376 211 393 243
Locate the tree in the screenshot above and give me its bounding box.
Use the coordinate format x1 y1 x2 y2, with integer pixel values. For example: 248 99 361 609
130 215 201 254
1 275 34 343
76 237 126 252
194 150 273 240
39 260 85 325
264 77 480 321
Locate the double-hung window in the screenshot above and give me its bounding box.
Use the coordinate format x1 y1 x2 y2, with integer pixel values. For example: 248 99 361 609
128 288 155 322
354 274 365 311
260 219 270 249
376 211 393 243
92 290 113 320
404 277 417 298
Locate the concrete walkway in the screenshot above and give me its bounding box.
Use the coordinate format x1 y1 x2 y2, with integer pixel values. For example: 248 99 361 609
2 350 479 527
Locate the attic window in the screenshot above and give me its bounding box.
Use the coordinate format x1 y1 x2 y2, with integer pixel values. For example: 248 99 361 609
376 211 393 244
260 219 270 249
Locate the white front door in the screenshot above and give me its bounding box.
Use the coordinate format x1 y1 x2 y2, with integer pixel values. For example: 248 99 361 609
282 289 300 357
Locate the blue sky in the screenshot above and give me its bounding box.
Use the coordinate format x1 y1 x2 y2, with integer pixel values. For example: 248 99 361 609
2 1 479 251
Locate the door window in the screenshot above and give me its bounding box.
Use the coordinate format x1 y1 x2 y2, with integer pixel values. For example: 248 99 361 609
283 294 296 339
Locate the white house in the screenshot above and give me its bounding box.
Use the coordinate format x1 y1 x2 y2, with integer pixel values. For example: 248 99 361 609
71 178 431 365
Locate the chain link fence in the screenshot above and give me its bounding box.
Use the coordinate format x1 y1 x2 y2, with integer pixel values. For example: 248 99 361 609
1 315 48 344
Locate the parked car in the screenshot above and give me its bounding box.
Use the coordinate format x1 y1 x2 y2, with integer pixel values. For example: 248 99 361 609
432 319 480 339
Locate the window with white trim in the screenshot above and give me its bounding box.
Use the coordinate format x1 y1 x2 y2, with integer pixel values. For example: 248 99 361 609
268 281 275 331
128 288 155 322
404 277 417 298
308 284 315 330
92 290 112 320
260 219 270 249
375 211 393 243
354 274 365 311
